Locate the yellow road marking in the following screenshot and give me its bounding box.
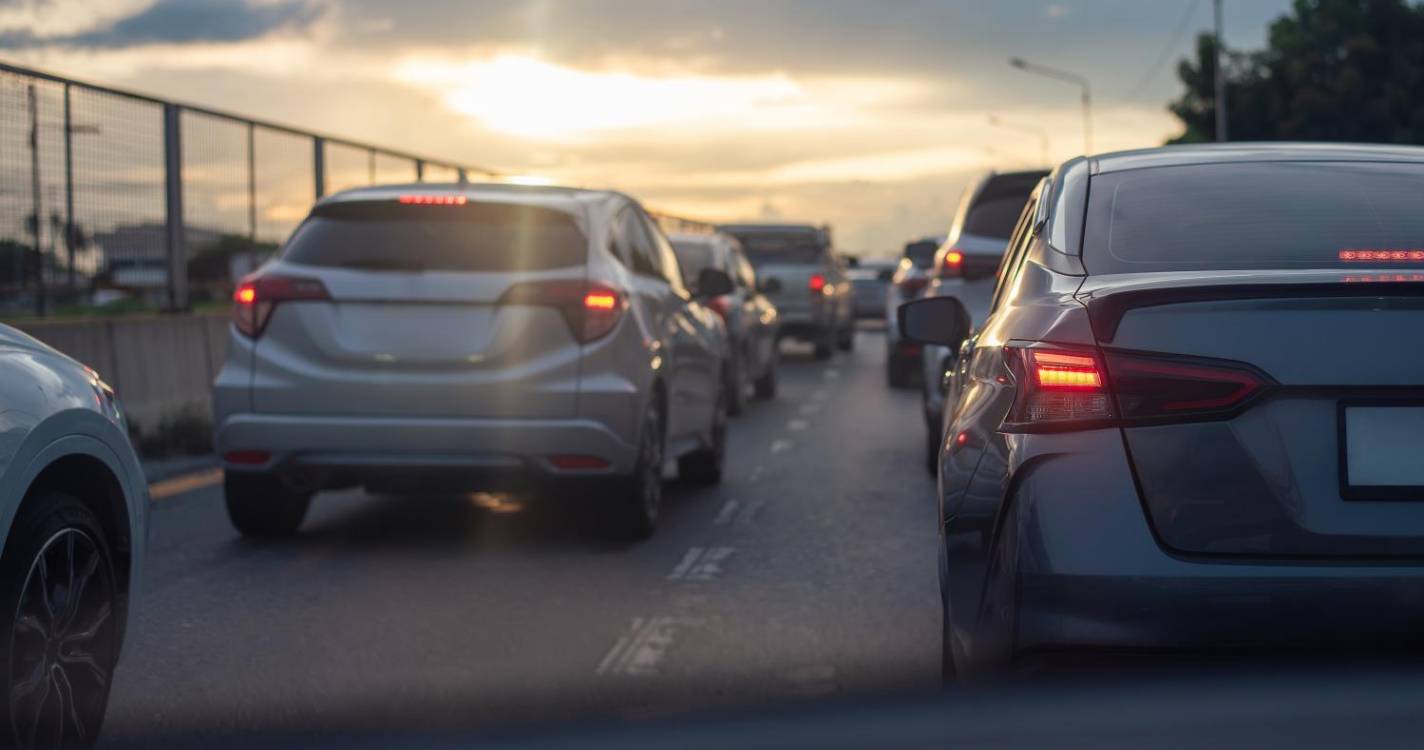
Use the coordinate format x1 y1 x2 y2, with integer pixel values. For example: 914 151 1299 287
148 467 224 501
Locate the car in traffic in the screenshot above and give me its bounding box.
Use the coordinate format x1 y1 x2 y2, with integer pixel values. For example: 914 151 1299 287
883 236 941 386
901 143 1424 677
214 183 733 540
917 169 1048 470
720 223 853 359
0 323 147 747
848 258 896 320
668 231 781 414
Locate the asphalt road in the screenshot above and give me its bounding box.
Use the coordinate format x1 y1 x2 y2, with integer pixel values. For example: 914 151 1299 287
100 326 941 744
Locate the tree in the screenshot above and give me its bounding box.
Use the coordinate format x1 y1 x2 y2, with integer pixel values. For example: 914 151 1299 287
1168 0 1424 144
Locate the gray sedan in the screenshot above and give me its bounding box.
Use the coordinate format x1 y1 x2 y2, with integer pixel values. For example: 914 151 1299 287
903 143 1424 677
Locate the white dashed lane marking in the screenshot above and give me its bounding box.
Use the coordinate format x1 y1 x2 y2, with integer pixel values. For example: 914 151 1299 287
713 499 741 525
667 546 736 581
770 439 795 454
786 419 809 432
798 403 822 415
713 497 766 527
597 616 703 676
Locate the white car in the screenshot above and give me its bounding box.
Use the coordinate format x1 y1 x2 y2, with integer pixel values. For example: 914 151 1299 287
0 323 147 747
214 184 733 540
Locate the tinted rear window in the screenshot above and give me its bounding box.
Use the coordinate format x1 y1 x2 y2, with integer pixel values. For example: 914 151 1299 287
283 201 586 272
963 173 1044 240
670 240 716 285
903 241 938 268
730 233 827 266
1083 162 1424 274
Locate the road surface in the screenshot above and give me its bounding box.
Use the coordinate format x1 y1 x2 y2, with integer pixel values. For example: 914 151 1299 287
102 328 941 743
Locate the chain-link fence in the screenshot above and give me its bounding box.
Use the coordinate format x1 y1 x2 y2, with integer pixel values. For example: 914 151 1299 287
0 61 496 318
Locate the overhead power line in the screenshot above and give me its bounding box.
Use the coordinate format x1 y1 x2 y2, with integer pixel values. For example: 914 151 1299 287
1127 0 1204 100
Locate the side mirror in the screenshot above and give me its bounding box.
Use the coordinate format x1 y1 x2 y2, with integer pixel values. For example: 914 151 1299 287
898 296 969 346
757 276 782 294
695 267 734 299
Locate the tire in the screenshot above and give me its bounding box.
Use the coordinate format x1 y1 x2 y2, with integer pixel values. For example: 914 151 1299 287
941 598 959 684
726 356 747 417
225 474 312 539
886 355 909 388
753 359 778 400
678 385 727 485
607 399 665 540
814 328 834 359
925 421 941 475
1 491 120 748
837 322 854 351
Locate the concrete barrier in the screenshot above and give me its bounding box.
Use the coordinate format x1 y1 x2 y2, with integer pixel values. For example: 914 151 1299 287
12 313 229 431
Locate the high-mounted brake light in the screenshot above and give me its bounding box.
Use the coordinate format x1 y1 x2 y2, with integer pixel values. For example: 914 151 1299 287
232 274 331 338
1340 248 1424 262
398 194 468 205
501 280 625 343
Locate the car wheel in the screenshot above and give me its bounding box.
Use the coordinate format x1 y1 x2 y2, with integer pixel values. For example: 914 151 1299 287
678 385 727 485
0 491 119 748
925 421 941 475
814 329 834 359
726 357 747 417
225 474 312 539
753 358 778 399
608 400 665 540
886 355 909 387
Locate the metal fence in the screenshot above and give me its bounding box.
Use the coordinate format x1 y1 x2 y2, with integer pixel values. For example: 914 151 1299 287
0 60 498 317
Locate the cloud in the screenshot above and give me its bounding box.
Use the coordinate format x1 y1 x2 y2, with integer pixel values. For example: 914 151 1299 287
0 0 321 48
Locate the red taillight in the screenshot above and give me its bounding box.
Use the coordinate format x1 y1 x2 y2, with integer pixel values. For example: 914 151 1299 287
398 194 467 205
938 249 964 279
500 280 625 343
232 274 331 338
1104 350 1268 421
808 273 827 293
705 294 731 321
1003 345 1271 432
548 454 611 470
1004 346 1115 431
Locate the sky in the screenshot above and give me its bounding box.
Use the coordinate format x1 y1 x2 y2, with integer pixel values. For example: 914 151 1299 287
0 0 1295 255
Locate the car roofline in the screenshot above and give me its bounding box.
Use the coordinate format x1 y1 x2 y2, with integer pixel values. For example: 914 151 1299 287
1091 142 1424 175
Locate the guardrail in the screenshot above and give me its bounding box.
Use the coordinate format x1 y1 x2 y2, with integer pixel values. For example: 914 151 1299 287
0 60 501 317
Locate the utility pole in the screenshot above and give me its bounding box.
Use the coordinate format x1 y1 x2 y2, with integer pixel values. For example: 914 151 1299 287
1214 0 1228 142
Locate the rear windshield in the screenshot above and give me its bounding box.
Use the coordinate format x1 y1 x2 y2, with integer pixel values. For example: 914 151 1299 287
1084 162 1424 274
903 241 938 268
282 201 586 272
963 172 1045 240
732 234 827 266
670 240 716 286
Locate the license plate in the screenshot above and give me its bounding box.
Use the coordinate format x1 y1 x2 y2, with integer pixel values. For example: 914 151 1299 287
1340 405 1424 499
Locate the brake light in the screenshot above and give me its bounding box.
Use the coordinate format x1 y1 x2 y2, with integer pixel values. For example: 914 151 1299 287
1104 350 1268 420
1004 346 1115 430
809 274 827 293
500 280 625 343
1002 345 1271 432
398 194 467 205
938 249 964 279
232 274 331 338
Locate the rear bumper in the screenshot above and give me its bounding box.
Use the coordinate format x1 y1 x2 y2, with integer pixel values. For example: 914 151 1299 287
1003 431 1424 654
777 318 832 342
214 412 638 489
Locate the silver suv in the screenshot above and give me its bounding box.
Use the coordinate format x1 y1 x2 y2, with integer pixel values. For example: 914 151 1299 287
213 184 733 540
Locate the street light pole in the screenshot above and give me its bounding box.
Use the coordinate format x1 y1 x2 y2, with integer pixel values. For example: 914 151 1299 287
987 114 1051 166
1214 0 1228 141
1009 57 1093 155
